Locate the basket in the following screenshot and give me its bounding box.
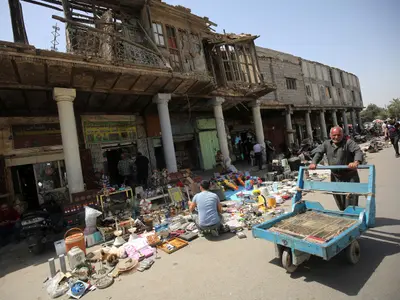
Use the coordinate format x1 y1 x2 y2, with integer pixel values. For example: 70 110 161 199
64 227 86 254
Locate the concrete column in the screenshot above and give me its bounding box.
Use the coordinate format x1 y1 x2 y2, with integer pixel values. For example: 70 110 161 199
319 110 328 140
351 109 358 133
331 110 338 126
342 110 350 135
285 108 294 145
210 97 230 165
153 93 177 173
250 100 266 162
356 110 362 131
53 88 84 194
305 110 313 140
250 100 265 146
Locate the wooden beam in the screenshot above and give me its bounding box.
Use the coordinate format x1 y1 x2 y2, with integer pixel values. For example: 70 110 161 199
8 0 29 44
20 0 63 11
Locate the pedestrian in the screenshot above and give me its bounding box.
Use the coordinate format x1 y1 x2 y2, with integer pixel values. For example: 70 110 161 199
117 153 134 187
215 150 225 174
264 139 275 164
387 119 400 157
253 142 263 170
309 126 363 211
135 152 150 187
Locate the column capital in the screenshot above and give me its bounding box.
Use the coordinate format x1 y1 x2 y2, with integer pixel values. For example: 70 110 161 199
248 100 262 108
320 109 326 113
306 109 312 114
209 96 225 106
53 88 76 102
153 93 171 105
286 106 293 114
331 109 337 112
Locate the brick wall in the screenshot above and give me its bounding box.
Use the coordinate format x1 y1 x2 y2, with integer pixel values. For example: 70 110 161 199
256 46 364 109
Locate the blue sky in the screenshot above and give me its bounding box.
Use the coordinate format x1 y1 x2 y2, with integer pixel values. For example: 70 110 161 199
0 0 399 106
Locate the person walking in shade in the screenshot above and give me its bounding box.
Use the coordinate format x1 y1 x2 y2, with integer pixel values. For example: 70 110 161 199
309 126 363 211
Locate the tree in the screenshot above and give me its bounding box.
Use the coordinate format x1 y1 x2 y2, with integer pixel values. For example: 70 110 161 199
387 98 400 119
360 104 388 122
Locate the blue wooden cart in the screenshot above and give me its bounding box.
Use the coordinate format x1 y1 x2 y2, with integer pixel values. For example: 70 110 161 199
252 165 376 273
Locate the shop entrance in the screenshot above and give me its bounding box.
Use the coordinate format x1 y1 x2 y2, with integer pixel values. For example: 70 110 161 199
106 149 123 185
103 145 137 185
154 146 166 170
11 164 39 210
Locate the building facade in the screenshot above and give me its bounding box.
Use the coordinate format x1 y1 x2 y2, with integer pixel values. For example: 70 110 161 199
0 0 274 208
257 47 363 149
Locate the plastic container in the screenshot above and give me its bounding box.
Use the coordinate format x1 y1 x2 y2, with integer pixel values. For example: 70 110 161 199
54 239 66 256
64 227 86 254
67 246 86 270
267 196 277 208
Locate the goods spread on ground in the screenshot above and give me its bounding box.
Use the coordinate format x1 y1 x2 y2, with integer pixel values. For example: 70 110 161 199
43 161 331 299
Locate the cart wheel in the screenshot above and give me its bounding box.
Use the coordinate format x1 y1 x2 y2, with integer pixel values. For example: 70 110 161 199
282 249 297 273
345 240 361 265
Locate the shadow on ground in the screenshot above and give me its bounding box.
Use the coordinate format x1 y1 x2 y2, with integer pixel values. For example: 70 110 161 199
0 241 59 278
204 232 236 242
374 217 400 227
268 230 400 296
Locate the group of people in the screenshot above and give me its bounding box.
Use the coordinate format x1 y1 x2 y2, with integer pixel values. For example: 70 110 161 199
191 126 366 237
117 152 150 188
382 119 400 157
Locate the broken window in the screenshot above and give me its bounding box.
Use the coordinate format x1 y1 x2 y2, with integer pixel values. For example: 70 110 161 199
152 23 165 47
165 26 181 71
325 86 332 98
306 85 312 97
286 78 297 90
169 49 181 71
166 25 178 49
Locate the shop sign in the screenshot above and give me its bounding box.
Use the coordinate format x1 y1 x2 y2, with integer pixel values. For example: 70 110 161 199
83 121 136 143
12 123 62 149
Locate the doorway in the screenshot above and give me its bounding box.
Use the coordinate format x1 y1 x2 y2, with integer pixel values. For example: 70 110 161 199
11 164 39 210
154 146 166 170
106 149 123 185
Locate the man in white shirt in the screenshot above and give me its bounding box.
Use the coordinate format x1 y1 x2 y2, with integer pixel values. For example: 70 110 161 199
253 142 263 170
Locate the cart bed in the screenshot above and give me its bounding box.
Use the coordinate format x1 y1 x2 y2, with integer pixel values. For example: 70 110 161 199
269 211 358 243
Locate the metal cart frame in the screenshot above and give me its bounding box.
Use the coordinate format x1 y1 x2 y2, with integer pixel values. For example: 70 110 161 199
252 165 376 272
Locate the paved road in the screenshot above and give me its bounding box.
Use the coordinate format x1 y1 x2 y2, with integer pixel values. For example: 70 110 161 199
1 148 400 300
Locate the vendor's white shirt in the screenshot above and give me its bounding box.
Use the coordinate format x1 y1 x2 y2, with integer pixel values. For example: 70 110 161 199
253 144 262 153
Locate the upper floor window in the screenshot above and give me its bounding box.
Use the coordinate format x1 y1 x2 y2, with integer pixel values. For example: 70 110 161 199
166 25 178 49
220 45 241 82
325 86 332 98
306 85 312 97
152 23 165 47
286 78 297 90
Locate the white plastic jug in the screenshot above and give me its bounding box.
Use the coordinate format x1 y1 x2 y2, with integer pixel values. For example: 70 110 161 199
67 246 85 270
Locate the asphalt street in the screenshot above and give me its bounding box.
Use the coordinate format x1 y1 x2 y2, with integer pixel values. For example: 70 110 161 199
1 147 399 300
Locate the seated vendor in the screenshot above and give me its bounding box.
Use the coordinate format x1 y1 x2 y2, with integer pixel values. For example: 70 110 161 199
189 180 222 234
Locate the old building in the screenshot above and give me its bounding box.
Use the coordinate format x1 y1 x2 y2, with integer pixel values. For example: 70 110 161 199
0 0 274 207
257 47 363 150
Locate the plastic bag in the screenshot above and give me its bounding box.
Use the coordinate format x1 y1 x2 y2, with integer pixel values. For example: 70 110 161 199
45 276 69 299
85 206 102 228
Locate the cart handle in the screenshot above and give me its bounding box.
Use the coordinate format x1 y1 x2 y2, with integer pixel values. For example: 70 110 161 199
301 165 372 170
294 164 376 228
